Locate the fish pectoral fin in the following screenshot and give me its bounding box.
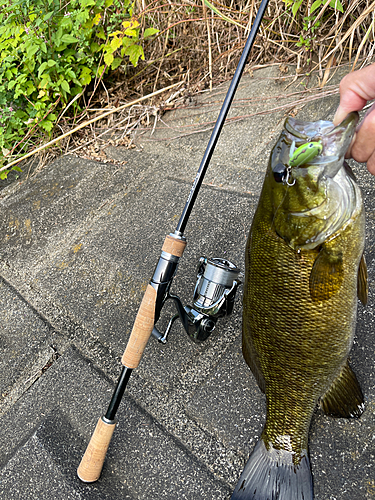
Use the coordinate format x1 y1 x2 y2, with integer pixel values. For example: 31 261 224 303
357 253 368 306
309 246 343 301
320 360 364 418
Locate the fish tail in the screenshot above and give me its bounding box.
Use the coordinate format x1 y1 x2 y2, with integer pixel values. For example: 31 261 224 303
231 439 313 500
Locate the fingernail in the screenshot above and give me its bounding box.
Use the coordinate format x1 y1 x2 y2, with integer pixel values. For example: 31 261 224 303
333 106 345 126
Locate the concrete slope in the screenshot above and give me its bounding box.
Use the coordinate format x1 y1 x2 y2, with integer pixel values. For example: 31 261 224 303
0 65 374 500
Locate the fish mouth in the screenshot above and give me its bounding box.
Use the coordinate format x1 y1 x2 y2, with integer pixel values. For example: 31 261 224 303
271 113 361 250
285 112 359 177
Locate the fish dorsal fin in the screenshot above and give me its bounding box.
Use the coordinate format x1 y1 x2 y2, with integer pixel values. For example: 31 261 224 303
357 253 368 305
309 245 343 301
320 360 364 418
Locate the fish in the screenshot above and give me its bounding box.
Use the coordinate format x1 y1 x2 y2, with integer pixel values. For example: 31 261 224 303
231 112 368 500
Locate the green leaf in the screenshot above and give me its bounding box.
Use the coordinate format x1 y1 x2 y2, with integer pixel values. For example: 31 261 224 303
80 0 96 7
122 36 132 49
329 0 344 12
96 27 106 40
40 119 54 132
61 34 79 44
311 0 322 13
104 52 114 66
61 80 70 92
144 27 159 39
0 170 9 180
38 62 48 77
65 68 77 79
40 77 49 88
47 59 56 67
110 36 122 51
125 44 144 67
80 66 92 85
90 41 101 52
60 17 72 27
26 44 39 58
41 42 47 53
123 28 137 38
292 0 303 16
111 57 122 70
26 81 36 95
12 165 22 173
44 11 54 21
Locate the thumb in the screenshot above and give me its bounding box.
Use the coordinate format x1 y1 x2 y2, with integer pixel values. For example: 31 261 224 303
333 64 375 125
333 104 349 126
333 88 367 125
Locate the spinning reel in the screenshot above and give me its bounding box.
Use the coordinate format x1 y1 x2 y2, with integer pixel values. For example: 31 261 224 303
152 256 243 344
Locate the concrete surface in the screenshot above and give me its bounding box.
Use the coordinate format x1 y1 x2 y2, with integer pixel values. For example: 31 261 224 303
0 63 374 499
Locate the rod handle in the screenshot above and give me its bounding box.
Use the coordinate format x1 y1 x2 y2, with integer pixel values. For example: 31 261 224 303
121 283 157 368
77 417 116 483
122 234 186 369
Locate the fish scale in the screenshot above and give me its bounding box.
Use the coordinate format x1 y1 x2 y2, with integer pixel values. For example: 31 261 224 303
231 112 367 500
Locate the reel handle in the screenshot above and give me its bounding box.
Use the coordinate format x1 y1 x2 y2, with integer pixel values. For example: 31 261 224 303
77 233 187 482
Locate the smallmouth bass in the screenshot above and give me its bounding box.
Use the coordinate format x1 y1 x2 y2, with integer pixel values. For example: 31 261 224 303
232 112 368 500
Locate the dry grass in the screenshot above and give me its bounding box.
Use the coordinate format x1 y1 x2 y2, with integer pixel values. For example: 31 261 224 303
126 0 375 91
4 0 375 175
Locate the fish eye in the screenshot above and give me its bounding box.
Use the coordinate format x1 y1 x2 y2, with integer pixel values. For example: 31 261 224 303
273 163 287 183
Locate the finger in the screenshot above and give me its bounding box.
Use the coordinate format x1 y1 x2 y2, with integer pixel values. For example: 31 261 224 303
350 107 375 163
367 150 375 175
333 64 375 125
333 94 367 125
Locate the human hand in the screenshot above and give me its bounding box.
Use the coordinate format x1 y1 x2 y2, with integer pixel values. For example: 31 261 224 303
333 63 375 174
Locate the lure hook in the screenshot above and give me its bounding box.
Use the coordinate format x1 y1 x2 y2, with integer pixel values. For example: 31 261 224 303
284 166 295 187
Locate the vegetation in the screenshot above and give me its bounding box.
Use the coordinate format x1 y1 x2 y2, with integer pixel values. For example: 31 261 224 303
0 0 374 177
0 0 158 176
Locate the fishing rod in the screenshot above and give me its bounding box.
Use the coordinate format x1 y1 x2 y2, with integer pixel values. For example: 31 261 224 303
77 0 269 483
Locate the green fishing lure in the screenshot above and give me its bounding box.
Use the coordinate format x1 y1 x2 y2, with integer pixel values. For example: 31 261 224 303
289 141 323 167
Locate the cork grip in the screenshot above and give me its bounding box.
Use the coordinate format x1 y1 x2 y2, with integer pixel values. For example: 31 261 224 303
77 417 116 483
162 234 187 257
121 284 157 368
